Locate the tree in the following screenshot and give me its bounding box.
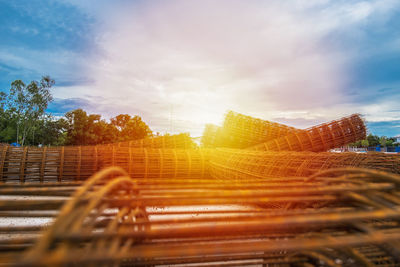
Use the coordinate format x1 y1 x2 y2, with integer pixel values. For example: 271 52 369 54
386 139 394 147
65 109 119 145
349 140 362 147
386 137 396 147
65 109 95 145
361 139 369 147
31 116 68 146
5 76 54 145
0 92 16 143
111 114 152 141
366 134 380 147
379 136 387 147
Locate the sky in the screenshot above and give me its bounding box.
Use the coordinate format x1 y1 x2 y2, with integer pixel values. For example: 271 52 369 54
0 0 400 137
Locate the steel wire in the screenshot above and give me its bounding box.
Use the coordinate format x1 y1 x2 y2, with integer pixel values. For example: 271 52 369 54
1 167 398 266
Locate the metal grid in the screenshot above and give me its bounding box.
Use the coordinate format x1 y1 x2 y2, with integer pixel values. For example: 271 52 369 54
1 167 399 266
250 113 366 152
105 133 196 149
221 110 300 148
209 148 400 180
0 145 208 183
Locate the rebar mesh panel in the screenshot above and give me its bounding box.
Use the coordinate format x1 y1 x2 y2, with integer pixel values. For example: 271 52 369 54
0 145 208 182
9 167 400 266
97 147 208 179
250 114 366 152
221 110 300 148
106 133 196 149
209 148 400 180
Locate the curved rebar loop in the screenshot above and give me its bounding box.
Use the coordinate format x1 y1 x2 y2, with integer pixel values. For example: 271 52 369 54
20 166 147 266
12 168 400 266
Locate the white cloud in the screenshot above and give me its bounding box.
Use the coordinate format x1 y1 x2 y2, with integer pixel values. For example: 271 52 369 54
51 0 400 136
74 0 348 135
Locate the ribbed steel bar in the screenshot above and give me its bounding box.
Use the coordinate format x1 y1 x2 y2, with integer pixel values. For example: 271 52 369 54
221 111 300 148
250 113 366 152
5 167 400 266
105 133 196 149
209 149 400 180
0 146 208 182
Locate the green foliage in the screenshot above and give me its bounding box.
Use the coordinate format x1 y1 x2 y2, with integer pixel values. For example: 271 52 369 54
64 109 153 145
65 109 110 145
0 78 154 146
4 76 54 145
349 134 398 148
386 138 395 147
360 139 369 147
367 134 380 147
349 140 362 147
31 116 68 146
111 114 152 142
379 136 387 147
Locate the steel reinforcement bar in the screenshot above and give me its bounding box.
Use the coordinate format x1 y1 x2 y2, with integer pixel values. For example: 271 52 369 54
209 148 400 180
104 133 196 149
220 110 300 148
0 146 208 183
250 113 366 152
4 167 400 266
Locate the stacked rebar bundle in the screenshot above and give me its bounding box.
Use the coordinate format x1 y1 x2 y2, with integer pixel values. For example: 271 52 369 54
106 133 196 149
209 149 400 179
201 112 366 152
97 146 207 179
200 111 300 149
250 113 366 152
1 167 399 266
1 109 398 266
222 110 300 148
0 145 208 183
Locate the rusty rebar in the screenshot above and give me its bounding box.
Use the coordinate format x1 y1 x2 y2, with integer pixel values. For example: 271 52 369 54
0 146 209 182
1 167 398 266
105 133 196 149
221 110 300 148
250 113 366 152
209 149 400 180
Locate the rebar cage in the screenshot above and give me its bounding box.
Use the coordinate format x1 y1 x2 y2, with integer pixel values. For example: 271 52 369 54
0 112 398 267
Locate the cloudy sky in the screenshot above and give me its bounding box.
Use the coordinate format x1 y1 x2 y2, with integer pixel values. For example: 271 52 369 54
0 0 399 137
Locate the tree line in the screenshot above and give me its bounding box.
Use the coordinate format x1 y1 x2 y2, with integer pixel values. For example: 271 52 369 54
0 77 153 146
349 134 398 148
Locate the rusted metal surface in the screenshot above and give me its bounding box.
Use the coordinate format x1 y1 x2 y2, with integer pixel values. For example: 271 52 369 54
209 149 400 179
201 111 300 149
250 114 366 152
0 167 399 266
105 133 196 149
222 110 300 148
0 111 395 266
0 146 208 183
201 112 366 151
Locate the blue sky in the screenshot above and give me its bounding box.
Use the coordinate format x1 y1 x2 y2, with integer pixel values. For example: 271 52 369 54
1 0 400 137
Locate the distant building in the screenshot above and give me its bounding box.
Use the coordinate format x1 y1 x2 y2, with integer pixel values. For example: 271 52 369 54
395 135 400 143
